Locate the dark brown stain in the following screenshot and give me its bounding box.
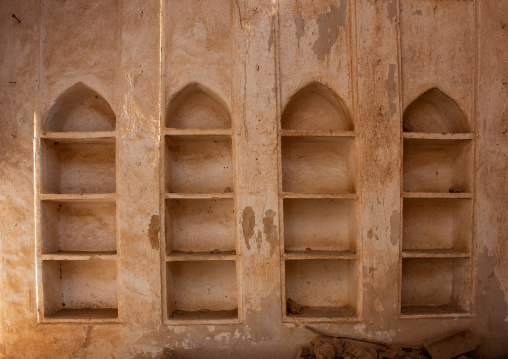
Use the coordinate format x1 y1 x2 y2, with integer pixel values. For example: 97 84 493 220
255 230 262 250
312 0 347 61
263 210 278 256
295 17 305 40
242 206 255 250
384 64 397 116
148 215 160 250
367 228 374 239
389 210 399 246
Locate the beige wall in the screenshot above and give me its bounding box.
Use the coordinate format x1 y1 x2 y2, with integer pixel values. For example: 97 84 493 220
0 0 507 357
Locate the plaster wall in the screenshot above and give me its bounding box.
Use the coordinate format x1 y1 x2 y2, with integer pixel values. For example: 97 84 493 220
0 0 507 357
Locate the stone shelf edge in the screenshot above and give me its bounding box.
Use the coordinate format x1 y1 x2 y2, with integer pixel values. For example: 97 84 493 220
402 192 472 199
283 250 357 261
164 193 233 199
164 128 233 136
166 251 236 262
41 251 117 261
40 193 117 202
279 130 355 137
402 132 473 140
401 249 469 259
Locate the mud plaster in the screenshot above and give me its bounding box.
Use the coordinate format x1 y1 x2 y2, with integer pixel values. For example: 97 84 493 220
476 247 508 342
385 0 397 23
312 0 347 61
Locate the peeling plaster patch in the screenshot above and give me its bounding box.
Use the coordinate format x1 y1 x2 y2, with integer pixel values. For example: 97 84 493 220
148 215 160 250
295 17 305 40
375 297 384 312
384 64 397 116
386 0 397 23
476 247 508 339
354 323 396 342
263 210 277 256
389 210 400 246
412 10 422 16
206 326 216 332
312 0 347 61
214 332 230 342
242 206 255 250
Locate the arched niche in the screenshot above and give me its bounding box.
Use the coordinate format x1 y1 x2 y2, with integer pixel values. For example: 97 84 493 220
403 88 469 133
166 83 231 129
281 83 353 131
45 83 116 132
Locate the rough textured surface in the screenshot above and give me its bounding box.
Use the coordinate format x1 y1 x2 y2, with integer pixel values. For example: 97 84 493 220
0 0 507 358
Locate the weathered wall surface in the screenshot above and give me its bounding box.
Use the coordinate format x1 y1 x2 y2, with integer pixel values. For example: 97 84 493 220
0 0 507 358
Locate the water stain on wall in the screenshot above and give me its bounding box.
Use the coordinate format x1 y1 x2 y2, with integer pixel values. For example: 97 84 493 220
312 0 347 61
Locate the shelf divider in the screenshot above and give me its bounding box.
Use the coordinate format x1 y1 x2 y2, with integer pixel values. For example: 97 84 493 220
284 250 357 261
166 251 236 262
42 251 117 261
40 193 117 202
165 193 233 199
279 130 355 137
401 249 469 259
402 192 472 199
403 132 473 141
164 128 233 137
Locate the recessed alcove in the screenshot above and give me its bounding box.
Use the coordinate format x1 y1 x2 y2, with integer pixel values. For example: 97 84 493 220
166 83 231 129
403 139 472 193
285 259 357 319
403 198 471 252
283 199 356 253
165 198 235 254
165 135 233 193
41 200 116 254
40 139 116 194
401 258 470 315
281 137 355 194
42 260 118 319
403 88 469 134
45 83 116 132
281 83 353 131
166 261 238 321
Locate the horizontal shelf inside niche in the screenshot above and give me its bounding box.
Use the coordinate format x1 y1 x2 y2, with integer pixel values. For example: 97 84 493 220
165 135 233 194
166 261 238 321
281 136 355 194
165 198 235 254
284 259 358 320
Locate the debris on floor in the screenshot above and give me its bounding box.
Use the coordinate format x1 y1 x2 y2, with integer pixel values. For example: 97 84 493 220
156 347 183 359
287 298 303 314
423 330 481 359
296 327 481 359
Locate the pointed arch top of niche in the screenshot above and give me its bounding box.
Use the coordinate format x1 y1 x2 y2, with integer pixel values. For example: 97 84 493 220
403 88 470 134
166 83 231 129
281 82 353 131
45 82 116 132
